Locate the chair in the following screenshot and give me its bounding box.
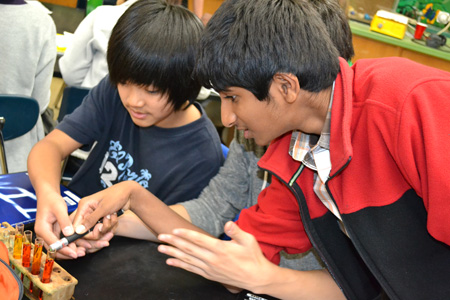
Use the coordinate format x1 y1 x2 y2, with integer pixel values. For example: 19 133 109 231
57 85 91 122
221 143 229 159
0 95 40 174
57 86 91 183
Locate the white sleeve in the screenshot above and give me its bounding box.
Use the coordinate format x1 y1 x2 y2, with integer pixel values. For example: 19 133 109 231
31 15 56 114
58 10 98 86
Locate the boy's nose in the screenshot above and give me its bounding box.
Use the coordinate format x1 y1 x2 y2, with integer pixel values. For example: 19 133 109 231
221 100 236 128
127 87 144 107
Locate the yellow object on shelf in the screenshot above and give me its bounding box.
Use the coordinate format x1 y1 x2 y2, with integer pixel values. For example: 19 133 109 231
56 34 66 54
56 32 74 55
370 10 409 40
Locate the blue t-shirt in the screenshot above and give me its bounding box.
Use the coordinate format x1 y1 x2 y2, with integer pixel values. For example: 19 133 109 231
57 76 224 205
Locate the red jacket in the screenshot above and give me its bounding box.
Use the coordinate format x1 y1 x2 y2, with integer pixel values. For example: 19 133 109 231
237 57 450 300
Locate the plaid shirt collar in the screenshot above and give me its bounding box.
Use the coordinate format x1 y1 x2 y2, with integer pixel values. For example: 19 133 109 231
289 81 335 172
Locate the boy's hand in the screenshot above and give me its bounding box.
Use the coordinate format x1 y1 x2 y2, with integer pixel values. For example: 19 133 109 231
72 181 135 236
157 221 274 292
74 213 119 253
34 192 86 259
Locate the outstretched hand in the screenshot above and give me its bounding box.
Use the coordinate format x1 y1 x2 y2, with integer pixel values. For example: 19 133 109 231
157 221 276 293
71 181 134 236
74 222 115 254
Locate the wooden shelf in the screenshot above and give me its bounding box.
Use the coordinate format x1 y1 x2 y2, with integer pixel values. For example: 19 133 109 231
39 0 77 8
350 20 450 72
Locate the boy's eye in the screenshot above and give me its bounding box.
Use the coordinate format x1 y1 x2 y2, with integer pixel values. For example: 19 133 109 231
146 89 159 94
224 95 237 102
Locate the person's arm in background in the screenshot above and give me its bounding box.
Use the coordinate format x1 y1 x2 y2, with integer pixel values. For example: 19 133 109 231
72 181 213 241
58 10 98 87
32 15 56 115
192 0 204 19
111 206 189 243
179 138 257 236
112 138 255 240
112 136 254 237
28 129 84 259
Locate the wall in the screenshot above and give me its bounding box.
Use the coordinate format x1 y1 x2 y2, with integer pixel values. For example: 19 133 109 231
189 0 223 14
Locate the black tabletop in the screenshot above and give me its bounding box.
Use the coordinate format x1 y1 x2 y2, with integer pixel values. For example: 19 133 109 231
57 236 239 299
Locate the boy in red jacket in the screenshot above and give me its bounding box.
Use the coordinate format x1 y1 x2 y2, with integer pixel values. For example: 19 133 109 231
73 0 450 299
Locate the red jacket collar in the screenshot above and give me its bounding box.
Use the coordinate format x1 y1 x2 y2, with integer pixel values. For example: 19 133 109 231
328 58 354 177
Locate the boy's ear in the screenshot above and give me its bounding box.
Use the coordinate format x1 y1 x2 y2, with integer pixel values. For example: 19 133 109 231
272 73 300 104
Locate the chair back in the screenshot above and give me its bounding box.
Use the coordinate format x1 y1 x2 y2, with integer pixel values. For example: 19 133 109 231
221 143 229 159
57 86 90 182
0 95 40 140
0 95 40 174
58 86 90 122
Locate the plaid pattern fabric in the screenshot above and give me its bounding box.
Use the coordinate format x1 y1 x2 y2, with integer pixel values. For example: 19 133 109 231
289 82 342 220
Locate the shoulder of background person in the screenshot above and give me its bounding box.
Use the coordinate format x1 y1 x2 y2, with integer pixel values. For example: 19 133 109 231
12 2 56 26
88 0 138 30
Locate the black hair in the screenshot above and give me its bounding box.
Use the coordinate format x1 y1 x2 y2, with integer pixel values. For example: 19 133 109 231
108 0 204 111
194 0 340 100
311 0 354 61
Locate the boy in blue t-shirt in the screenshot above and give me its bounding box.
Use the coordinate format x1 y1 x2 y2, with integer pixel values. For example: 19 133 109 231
28 0 224 260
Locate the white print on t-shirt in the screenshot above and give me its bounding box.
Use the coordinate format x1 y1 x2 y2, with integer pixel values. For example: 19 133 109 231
99 140 151 188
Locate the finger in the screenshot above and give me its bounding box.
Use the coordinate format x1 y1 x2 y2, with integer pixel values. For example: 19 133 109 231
88 235 113 252
100 214 112 233
72 197 100 230
74 209 107 235
160 228 221 253
76 247 86 257
87 223 103 240
223 283 243 294
75 238 93 249
73 186 128 228
158 244 211 279
83 232 113 254
83 223 105 241
76 228 113 248
109 211 119 228
99 231 114 242
52 204 75 237
158 241 207 265
54 243 80 259
223 221 257 247
165 257 210 279
34 220 59 248
55 250 78 260
158 233 219 268
35 206 73 247
36 222 78 259
77 237 109 251
65 242 86 258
